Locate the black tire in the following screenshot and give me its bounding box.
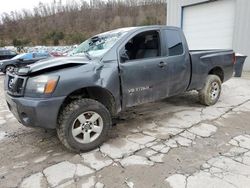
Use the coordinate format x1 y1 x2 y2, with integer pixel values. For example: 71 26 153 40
198 75 222 106
57 98 112 152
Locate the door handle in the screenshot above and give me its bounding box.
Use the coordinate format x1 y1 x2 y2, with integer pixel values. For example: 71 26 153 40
158 62 167 68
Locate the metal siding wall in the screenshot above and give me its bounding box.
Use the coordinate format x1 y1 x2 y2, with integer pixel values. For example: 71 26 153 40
233 0 250 70
167 0 182 26
167 0 250 71
167 0 211 26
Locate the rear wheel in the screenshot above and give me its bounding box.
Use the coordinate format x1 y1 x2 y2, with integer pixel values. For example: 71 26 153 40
198 75 222 106
57 98 112 152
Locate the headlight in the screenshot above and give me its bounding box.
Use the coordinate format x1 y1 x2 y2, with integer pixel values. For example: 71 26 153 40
26 75 59 95
0 63 3 66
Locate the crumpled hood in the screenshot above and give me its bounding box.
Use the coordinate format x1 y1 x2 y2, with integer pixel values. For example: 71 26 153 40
23 56 92 74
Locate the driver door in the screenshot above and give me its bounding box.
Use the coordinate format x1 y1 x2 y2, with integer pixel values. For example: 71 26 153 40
119 29 170 108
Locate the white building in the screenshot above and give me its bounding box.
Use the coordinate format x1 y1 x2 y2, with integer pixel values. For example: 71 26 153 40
167 0 250 70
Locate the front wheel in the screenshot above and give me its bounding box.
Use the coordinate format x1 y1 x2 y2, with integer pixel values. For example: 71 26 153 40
57 99 112 152
198 75 222 106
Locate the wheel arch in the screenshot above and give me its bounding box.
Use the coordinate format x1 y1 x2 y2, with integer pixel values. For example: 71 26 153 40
58 86 117 118
208 67 224 82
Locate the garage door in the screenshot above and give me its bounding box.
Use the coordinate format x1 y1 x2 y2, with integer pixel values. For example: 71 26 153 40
182 0 236 50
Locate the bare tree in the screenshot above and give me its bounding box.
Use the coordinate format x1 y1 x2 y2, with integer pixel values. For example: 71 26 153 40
0 0 166 46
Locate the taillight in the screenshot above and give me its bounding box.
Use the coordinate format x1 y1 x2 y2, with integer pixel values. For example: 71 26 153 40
233 53 236 64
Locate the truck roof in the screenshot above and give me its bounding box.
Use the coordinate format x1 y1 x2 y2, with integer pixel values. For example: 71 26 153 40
96 25 181 37
122 25 180 31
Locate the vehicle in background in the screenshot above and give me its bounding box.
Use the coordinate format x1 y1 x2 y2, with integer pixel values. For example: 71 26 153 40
0 49 17 60
5 26 235 152
0 52 51 73
50 51 66 57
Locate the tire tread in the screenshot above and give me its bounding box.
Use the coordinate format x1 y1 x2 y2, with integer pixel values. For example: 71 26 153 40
57 98 111 152
198 75 222 106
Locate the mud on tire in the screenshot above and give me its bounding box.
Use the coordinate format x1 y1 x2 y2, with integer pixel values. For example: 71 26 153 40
198 75 222 106
57 98 112 152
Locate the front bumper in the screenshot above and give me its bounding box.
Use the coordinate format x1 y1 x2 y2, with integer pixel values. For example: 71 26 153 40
5 93 65 129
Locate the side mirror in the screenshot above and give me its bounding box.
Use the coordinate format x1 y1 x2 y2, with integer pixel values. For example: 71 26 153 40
18 58 24 61
120 50 129 63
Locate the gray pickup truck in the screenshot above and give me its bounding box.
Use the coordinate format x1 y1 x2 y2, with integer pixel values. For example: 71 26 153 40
5 26 235 152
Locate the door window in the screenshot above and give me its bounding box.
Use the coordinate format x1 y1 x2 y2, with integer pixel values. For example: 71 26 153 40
0 50 8 55
165 30 184 56
9 51 16 55
121 30 160 63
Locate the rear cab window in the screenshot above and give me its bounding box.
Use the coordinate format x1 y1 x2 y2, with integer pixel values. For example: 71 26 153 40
165 29 184 56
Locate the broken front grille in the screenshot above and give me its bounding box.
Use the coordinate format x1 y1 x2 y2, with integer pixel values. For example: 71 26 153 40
6 73 27 96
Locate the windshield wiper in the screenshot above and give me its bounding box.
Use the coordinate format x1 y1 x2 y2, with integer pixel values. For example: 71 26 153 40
83 51 91 60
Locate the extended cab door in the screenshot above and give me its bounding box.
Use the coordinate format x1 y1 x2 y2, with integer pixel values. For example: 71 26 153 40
162 29 191 96
119 29 170 108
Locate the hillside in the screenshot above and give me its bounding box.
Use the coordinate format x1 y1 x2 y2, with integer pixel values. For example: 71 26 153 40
0 0 166 46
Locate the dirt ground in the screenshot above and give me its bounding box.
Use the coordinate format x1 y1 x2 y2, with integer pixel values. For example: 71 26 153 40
0 72 250 188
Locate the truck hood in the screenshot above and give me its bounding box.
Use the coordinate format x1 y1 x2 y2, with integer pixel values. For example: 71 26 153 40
18 56 91 75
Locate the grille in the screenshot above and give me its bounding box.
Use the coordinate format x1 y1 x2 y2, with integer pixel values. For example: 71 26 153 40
6 73 27 96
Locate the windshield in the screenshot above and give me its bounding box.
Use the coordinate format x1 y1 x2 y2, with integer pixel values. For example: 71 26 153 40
68 28 134 58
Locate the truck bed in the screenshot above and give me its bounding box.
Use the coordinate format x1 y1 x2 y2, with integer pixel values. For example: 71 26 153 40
188 49 235 91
